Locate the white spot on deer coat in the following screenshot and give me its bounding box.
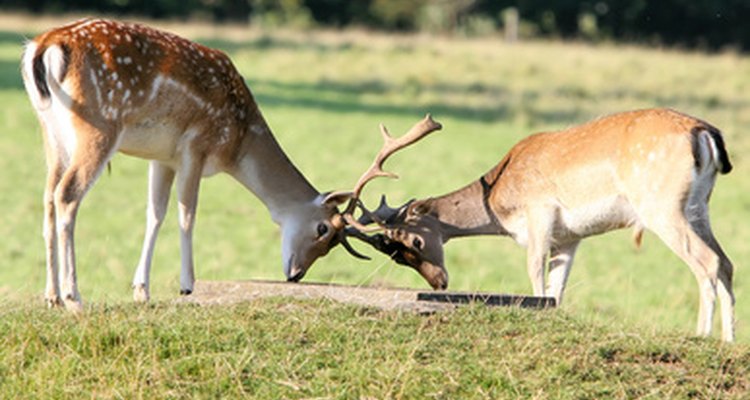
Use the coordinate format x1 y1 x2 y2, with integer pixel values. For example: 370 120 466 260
250 124 265 136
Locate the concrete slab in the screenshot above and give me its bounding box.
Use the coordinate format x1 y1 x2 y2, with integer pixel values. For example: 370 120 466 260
176 280 555 313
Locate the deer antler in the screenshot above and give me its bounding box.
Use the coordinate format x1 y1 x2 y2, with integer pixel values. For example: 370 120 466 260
351 114 442 202
341 114 442 231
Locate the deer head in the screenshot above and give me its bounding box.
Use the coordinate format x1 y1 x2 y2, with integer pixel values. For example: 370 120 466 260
280 191 354 282
349 196 449 290
335 114 447 289
278 114 443 282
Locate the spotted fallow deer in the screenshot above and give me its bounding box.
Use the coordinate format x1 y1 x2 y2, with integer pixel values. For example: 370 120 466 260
20 18 420 310
353 109 736 341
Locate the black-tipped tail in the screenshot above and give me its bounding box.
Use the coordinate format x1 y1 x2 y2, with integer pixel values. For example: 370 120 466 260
28 43 70 104
708 129 732 174
32 50 51 100
691 126 732 175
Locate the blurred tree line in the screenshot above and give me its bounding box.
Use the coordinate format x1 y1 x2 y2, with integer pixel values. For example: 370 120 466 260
3 0 750 50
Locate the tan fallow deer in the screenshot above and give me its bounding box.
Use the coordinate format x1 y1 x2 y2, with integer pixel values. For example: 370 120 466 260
351 108 736 342
20 17 441 311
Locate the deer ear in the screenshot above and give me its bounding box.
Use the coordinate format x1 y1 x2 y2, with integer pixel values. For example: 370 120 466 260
321 191 353 207
407 199 431 217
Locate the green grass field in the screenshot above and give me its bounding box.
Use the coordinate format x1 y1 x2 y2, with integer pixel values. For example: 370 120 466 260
0 15 749 397
1 299 747 399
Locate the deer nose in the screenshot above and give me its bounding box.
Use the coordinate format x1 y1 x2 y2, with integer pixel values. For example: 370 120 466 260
431 278 448 290
429 269 449 290
286 265 305 283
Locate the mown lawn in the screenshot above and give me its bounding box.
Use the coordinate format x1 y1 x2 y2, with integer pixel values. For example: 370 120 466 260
1 298 748 399
0 14 748 396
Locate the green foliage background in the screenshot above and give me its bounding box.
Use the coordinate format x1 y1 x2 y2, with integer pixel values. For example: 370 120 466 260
2 0 750 49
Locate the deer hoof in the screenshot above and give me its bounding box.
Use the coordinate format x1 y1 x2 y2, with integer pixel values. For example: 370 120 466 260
63 295 84 313
133 284 150 303
45 296 63 309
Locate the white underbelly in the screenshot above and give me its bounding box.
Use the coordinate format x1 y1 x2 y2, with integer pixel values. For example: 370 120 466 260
506 195 639 247
558 195 638 238
118 123 224 177
118 118 183 162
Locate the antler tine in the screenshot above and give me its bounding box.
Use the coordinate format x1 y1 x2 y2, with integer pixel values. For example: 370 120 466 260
338 116 440 261
345 114 442 215
343 205 383 233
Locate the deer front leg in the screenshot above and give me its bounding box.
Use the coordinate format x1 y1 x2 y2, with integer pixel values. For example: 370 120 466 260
132 161 175 302
526 243 548 297
176 152 204 296
525 208 554 297
546 241 580 305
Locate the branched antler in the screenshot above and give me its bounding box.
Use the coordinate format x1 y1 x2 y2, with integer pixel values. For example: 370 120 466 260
331 114 441 261
341 114 442 231
350 114 442 204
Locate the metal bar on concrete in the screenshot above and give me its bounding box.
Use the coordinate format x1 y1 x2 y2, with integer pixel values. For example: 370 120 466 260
417 292 556 309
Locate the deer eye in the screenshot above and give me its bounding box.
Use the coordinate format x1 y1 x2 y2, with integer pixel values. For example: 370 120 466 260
316 222 329 237
412 237 423 250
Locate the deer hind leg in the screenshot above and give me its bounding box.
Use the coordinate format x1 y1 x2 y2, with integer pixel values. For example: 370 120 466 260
52 119 119 312
715 245 735 342
686 210 735 342
132 161 176 302
546 241 580 305
41 130 65 308
175 148 204 296
643 207 725 339
642 165 734 341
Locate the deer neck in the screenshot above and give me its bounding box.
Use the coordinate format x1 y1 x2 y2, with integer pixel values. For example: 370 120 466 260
419 176 507 242
228 114 320 224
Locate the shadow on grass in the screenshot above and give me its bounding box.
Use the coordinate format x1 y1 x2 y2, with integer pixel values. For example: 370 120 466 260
0 30 32 90
249 80 512 123
0 60 22 90
196 34 358 55
247 78 588 125
248 77 732 126
249 75 748 126
0 30 32 45
4 30 743 125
